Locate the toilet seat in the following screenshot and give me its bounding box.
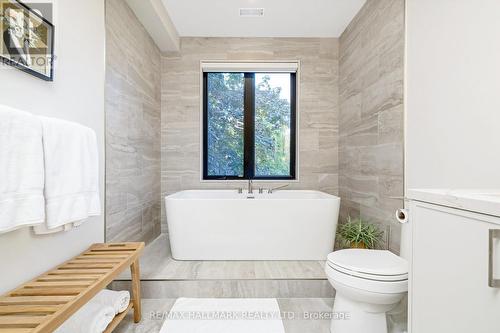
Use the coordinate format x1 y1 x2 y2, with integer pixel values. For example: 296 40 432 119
327 261 408 282
325 249 408 294
327 249 408 278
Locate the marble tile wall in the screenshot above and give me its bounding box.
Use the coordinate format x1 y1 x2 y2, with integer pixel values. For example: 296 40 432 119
338 0 405 253
161 38 340 231
105 0 162 243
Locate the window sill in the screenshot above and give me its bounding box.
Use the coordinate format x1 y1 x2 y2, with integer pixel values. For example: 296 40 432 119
199 178 300 184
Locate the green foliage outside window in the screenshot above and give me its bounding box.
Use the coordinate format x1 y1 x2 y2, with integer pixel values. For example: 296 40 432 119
207 73 245 176
206 72 292 178
255 74 291 176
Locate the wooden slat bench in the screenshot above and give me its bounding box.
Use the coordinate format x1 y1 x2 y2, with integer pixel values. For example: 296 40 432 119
0 242 144 333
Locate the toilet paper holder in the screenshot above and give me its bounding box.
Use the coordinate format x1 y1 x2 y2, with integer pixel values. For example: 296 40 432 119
396 208 409 224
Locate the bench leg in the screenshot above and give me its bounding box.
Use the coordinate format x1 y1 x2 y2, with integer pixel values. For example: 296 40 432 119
130 259 142 323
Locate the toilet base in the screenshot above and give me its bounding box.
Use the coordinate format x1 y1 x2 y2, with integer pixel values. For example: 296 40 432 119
331 294 388 333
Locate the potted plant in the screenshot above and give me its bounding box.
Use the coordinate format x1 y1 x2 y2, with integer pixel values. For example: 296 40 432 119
336 216 384 249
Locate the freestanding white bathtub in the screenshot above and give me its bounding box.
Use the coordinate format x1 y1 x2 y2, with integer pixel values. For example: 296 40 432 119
165 190 340 260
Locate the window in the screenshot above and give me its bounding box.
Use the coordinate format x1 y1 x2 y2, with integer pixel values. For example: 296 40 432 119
203 67 297 180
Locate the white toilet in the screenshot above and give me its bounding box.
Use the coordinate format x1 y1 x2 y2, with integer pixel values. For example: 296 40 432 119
325 249 408 333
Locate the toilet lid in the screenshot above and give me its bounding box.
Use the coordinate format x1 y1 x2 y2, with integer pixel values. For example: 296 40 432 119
327 249 408 277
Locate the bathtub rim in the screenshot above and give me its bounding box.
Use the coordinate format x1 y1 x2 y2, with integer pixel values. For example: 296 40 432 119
165 189 340 201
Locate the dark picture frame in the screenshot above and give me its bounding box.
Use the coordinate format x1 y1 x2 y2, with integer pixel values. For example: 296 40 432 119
0 0 54 81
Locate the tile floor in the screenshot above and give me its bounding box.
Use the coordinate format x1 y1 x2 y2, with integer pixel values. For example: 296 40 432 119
117 234 327 281
112 236 406 332
114 298 334 333
114 235 337 332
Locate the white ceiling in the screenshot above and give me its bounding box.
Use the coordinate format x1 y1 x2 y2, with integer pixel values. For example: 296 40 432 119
161 0 367 38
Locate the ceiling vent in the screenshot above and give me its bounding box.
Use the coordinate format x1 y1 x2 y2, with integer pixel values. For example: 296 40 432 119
239 8 265 17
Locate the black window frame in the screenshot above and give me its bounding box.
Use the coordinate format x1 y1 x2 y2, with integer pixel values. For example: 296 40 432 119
203 71 297 181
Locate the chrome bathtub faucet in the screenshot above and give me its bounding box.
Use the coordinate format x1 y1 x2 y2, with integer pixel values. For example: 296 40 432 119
268 184 289 194
248 180 253 194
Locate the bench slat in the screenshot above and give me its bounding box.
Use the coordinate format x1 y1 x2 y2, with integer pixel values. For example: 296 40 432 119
50 269 110 274
0 305 60 314
26 281 94 288
0 296 73 305
0 316 45 326
71 258 124 263
36 275 101 281
81 250 128 258
11 287 84 296
90 244 139 251
60 263 116 269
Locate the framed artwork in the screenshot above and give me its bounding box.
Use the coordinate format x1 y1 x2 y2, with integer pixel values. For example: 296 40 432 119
0 0 54 81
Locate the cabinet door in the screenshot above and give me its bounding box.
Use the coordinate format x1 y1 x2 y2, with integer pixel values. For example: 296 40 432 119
410 202 500 333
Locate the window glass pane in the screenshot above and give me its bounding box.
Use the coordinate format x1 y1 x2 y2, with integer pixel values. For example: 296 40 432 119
254 73 292 177
206 73 245 177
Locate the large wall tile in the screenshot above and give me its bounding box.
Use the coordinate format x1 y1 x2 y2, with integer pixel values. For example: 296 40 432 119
339 0 405 253
161 38 340 232
105 0 161 243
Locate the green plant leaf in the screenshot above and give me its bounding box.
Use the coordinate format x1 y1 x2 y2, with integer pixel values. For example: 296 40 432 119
336 215 384 249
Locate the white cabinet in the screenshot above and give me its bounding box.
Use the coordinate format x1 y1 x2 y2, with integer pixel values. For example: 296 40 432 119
408 200 500 333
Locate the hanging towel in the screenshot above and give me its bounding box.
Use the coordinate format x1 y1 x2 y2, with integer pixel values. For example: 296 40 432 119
54 302 115 333
0 105 45 234
33 117 100 234
91 290 131 314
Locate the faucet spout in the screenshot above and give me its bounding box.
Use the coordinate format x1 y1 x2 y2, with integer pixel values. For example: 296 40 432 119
268 184 289 194
248 180 253 194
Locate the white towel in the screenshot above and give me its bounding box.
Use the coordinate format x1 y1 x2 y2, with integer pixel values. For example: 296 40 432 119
91 290 130 315
33 117 101 234
55 302 115 333
0 105 45 233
